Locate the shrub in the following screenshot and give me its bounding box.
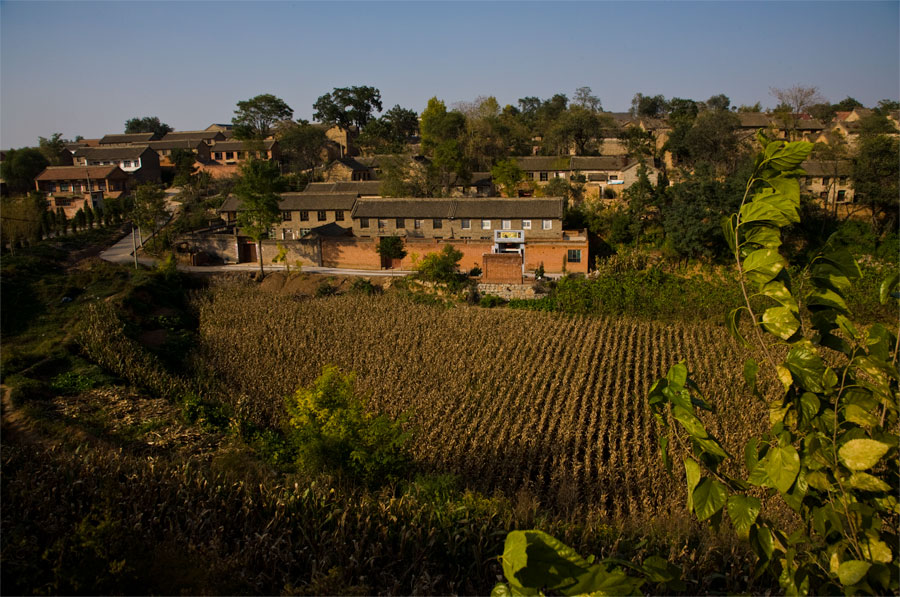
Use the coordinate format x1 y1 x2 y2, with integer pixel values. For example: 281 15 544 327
478 294 506 309
416 245 463 285
375 235 407 261
350 278 379 296
284 366 409 486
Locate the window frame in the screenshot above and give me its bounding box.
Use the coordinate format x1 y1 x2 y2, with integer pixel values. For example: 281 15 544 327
542 219 552 230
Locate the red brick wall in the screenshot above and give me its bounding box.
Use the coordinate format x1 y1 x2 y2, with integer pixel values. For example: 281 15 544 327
482 253 523 284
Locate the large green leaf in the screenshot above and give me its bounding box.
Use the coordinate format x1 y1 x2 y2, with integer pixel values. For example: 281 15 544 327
692 478 728 521
743 249 786 286
764 141 813 171
684 458 701 513
501 530 589 595
726 307 750 347
849 472 891 492
743 223 782 249
757 281 798 311
837 560 871 586
743 358 759 395
749 444 800 493
762 306 801 340
880 272 899 304
722 214 737 255
765 173 801 204
820 248 861 281
838 439 890 471
785 343 826 393
740 199 794 228
727 494 761 539
666 362 687 390
807 287 849 314
673 405 708 438
810 261 852 295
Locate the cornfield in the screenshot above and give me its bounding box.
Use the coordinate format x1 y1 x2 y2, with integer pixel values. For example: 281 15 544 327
193 281 768 518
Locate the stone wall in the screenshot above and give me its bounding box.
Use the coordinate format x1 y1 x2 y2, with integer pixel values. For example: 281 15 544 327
477 283 540 300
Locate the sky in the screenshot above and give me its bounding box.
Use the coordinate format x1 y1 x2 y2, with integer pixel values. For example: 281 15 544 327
1 0 898 148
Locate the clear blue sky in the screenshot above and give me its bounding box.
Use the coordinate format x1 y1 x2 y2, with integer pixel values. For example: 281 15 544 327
1 0 898 148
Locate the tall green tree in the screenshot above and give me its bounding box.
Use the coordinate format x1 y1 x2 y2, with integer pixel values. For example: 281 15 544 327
313 86 383 129
572 86 602 111
420 98 468 194
852 134 899 234
38 133 69 165
170 148 198 186
234 159 287 276
491 159 525 197
233 94 294 140
277 121 328 175
630 93 668 118
1 147 49 195
358 105 419 154
132 183 168 240
124 116 173 137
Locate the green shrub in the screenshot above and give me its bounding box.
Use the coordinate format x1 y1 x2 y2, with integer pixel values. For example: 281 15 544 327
315 281 338 297
478 294 506 308
350 278 379 296
284 366 410 486
416 245 463 286
6 374 50 406
180 392 230 432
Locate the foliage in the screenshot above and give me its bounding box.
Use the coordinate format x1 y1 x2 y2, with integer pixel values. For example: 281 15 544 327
124 116 173 137
851 134 899 234
420 97 469 193
38 132 69 165
1 147 49 194
170 148 198 186
284 366 410 486
358 104 418 154
478 294 506 308
313 85 383 129
491 158 525 197
232 94 294 140
234 159 287 275
375 235 407 260
630 93 669 118
415 244 463 285
131 183 167 237
1 193 46 250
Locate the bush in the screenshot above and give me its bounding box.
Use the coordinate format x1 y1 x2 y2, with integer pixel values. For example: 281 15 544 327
479 294 506 308
284 366 410 486
416 245 463 285
6 374 50 406
350 278 379 296
375 235 407 261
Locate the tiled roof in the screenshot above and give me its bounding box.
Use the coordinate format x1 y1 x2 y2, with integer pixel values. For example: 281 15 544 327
100 133 158 144
35 165 126 180
147 140 207 150
303 181 383 195
511 156 573 171
218 192 358 213
211 140 277 151
737 113 772 128
453 198 564 219
352 199 455 219
570 156 631 171
163 131 225 142
73 146 153 159
801 160 852 177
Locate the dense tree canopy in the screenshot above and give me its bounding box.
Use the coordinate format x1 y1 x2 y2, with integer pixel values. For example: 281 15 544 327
232 94 294 140
235 159 287 275
124 116 173 137
277 121 328 174
38 133 68 166
852 134 899 234
1 147 49 195
313 86 383 129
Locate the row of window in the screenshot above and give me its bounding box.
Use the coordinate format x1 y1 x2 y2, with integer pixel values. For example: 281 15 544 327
358 218 553 231
528 172 620 182
213 151 269 161
803 176 848 186
283 210 345 222
88 160 140 168
44 182 109 192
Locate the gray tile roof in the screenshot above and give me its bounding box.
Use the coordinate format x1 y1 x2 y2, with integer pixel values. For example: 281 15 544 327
218 192 358 213
737 113 772 128
303 181 383 195
100 133 158 144
73 146 154 159
570 156 631 171
147 140 207 150
511 156 573 171
801 160 852 177
163 131 225 142
352 199 455 219
453 198 564 219
211 140 276 151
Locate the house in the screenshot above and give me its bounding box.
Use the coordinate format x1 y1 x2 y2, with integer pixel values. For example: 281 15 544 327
209 140 280 164
303 180 383 197
147 140 211 167
509 155 660 200
800 160 853 205
217 192 357 241
71 146 161 182
162 130 227 145
99 132 159 146
34 165 129 218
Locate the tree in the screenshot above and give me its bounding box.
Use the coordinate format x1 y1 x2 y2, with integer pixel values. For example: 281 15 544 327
630 93 668 118
234 159 287 276
124 116 173 137
1 147 49 195
852 134 899 234
313 86 383 129
357 105 418 154
276 120 328 176
737 102 763 113
131 183 167 240
420 98 468 194
375 235 407 261
416 244 463 285
170 148 197 186
38 133 68 165
769 85 825 114
573 86 602 112
704 93 731 112
84 202 95 228
546 106 611 155
491 159 525 197
875 99 900 114
0 194 44 252
232 94 294 140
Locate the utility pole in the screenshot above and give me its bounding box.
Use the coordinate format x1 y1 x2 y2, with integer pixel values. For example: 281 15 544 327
131 225 138 269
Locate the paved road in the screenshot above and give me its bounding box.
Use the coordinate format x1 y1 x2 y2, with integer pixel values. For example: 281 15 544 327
99 231 413 277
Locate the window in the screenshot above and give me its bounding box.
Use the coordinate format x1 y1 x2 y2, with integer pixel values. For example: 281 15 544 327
122 161 131 167
214 152 222 160
822 177 830 185
225 151 234 160
396 218 405 228
567 249 582 263
501 219 511 229
481 219 491 230
414 219 423 229
378 219 386 229
282 211 292 221
236 151 244 159
609 174 618 181
461 219 471 230
47 183 56 192
433 218 442 229
58 183 68 191
539 172 549 182
360 218 369 228
318 210 327 221
522 219 532 230
542 219 552 230
300 210 309 221
335 210 344 221
837 190 847 202
839 176 848 185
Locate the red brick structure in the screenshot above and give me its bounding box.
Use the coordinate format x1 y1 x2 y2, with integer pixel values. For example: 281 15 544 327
482 253 523 284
